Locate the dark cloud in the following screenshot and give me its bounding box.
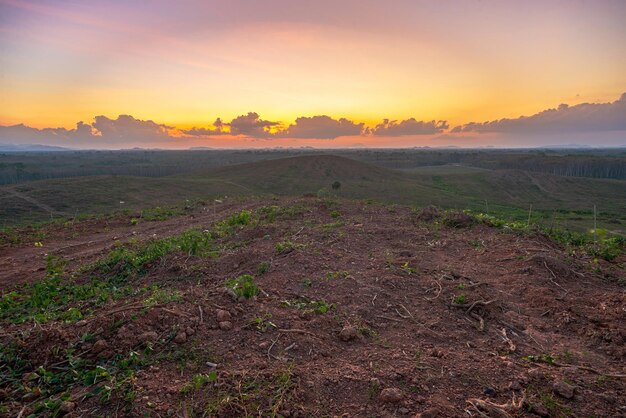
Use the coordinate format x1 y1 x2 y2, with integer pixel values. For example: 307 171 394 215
370 118 448 136
277 115 364 139
182 118 226 136
452 93 626 134
92 115 172 140
228 112 279 137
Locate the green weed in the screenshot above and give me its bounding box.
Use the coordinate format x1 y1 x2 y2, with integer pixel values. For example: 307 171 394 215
224 274 260 299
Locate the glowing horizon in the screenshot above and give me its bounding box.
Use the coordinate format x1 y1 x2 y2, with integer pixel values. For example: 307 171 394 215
1 0 625 147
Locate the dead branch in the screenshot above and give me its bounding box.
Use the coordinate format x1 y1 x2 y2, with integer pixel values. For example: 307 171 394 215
425 280 442 301
466 391 525 418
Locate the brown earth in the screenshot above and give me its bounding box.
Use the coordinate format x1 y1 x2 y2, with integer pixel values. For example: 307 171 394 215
1 197 625 417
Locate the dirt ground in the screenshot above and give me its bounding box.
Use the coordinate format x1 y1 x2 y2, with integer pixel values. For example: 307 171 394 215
1 197 624 417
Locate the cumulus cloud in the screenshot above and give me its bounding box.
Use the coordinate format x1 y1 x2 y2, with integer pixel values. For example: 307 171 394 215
452 93 626 134
229 112 279 137
277 115 364 139
92 114 173 140
370 118 448 136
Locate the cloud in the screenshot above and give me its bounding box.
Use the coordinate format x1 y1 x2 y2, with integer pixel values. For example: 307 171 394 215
452 93 626 134
228 112 279 137
277 115 364 139
370 118 448 136
182 118 226 136
92 114 173 141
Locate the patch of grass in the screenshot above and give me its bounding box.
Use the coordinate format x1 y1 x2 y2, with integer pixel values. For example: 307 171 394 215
367 379 381 400
257 204 306 223
321 221 344 229
224 274 260 299
281 297 335 314
250 313 277 332
330 210 340 218
523 354 556 365
141 206 184 221
257 261 270 275
275 240 305 253
453 294 467 305
300 278 313 288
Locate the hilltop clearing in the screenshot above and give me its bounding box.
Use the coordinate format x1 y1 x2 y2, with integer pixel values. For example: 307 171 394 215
1 197 624 417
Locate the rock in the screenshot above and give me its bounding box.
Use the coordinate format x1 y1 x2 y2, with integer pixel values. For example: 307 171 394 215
527 368 545 380
553 380 575 399
219 321 233 331
75 320 88 327
339 325 358 342
415 205 440 222
215 309 231 322
398 407 410 414
416 407 439 418
186 326 195 336
59 401 76 413
92 339 108 354
379 387 403 403
174 331 187 344
140 331 159 343
483 387 497 397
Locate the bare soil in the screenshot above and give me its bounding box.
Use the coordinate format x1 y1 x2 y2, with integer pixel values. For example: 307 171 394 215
1 197 624 417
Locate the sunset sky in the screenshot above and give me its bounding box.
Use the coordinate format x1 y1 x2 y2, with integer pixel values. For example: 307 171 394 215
1 0 625 148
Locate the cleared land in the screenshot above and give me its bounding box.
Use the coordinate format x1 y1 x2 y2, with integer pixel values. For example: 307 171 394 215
0 197 624 416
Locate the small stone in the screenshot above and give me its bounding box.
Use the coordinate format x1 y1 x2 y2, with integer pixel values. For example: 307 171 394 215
174 332 187 344
379 387 403 403
259 341 270 348
59 401 76 413
527 368 544 380
186 326 195 336
75 320 88 327
92 339 108 354
553 380 575 399
339 325 358 342
399 407 410 414
215 309 231 322
219 321 233 331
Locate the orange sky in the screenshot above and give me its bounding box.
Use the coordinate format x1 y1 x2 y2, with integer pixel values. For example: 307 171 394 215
1 1 625 148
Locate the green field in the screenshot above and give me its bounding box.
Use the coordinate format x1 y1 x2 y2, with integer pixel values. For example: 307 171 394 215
1 154 624 234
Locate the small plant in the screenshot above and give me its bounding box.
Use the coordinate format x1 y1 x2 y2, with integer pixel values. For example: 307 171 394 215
457 283 466 290
301 278 313 288
224 274 260 299
251 314 276 332
326 270 350 280
330 210 340 219
401 262 416 275
130 218 139 226
180 372 218 394
227 210 251 226
367 379 380 400
414 349 422 368
523 354 556 365
257 261 270 275
453 294 467 305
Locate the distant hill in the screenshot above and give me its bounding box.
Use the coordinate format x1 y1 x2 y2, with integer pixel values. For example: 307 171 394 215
0 143 71 152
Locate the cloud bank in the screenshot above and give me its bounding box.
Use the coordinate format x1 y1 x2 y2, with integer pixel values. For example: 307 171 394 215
452 93 626 134
1 93 625 147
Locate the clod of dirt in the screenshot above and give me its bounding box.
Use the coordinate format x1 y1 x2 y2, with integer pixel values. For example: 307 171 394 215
59 401 76 413
174 331 187 344
185 326 195 336
338 325 358 342
415 407 440 418
140 331 159 343
415 205 440 222
219 321 233 331
483 387 496 397
553 380 575 399
379 387 403 403
91 339 108 354
531 404 550 417
530 254 573 278
215 309 231 322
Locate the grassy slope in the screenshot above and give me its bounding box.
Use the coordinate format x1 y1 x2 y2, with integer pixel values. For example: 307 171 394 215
1 155 624 233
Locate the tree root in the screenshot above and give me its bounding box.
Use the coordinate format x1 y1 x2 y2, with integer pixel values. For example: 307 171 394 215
466 391 525 418
451 299 495 331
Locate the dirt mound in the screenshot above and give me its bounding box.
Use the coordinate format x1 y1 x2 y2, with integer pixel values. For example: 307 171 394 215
1 197 624 417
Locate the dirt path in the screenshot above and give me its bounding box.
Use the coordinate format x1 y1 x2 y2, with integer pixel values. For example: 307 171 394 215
4 187 70 217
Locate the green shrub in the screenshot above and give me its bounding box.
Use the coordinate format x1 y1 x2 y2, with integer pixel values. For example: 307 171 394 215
224 274 260 299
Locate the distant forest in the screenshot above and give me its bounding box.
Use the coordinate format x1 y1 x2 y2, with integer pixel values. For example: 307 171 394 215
0 148 625 185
